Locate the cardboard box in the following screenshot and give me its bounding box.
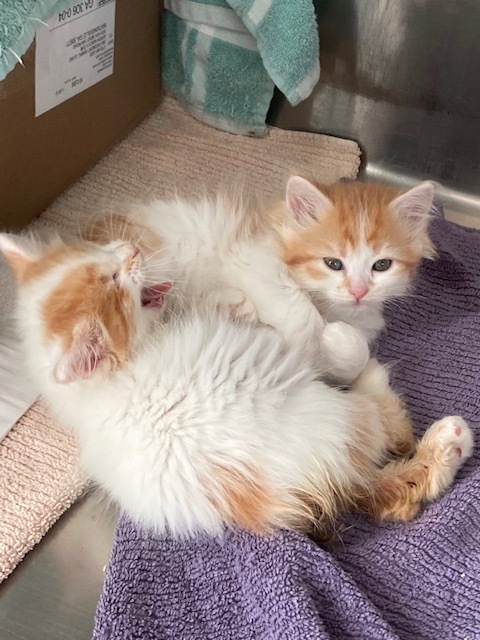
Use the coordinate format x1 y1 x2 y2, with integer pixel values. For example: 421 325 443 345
0 0 161 230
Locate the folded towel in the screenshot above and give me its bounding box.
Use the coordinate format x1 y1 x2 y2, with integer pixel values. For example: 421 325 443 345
162 0 320 136
0 0 71 81
93 215 480 639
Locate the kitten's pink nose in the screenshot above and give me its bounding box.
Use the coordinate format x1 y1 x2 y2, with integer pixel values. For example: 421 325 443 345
348 284 369 302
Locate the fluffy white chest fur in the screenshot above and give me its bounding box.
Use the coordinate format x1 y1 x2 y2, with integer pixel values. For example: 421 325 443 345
116 198 371 383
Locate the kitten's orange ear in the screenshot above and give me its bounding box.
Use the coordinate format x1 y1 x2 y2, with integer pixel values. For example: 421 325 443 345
0 233 37 282
390 181 435 232
285 176 332 225
53 319 110 384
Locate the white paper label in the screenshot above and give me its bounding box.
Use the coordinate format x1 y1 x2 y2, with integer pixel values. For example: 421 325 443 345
35 0 116 116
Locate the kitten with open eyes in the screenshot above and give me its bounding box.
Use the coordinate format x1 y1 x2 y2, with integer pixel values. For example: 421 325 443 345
90 178 435 355
273 177 436 343
88 194 373 385
0 233 472 539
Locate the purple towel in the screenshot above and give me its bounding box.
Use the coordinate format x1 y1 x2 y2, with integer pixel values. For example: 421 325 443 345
93 217 480 640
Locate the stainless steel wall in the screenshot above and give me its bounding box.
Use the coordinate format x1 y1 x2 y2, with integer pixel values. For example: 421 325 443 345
268 0 480 215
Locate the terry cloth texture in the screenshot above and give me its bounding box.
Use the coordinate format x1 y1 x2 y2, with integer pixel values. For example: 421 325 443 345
0 402 86 582
162 0 320 136
93 215 480 640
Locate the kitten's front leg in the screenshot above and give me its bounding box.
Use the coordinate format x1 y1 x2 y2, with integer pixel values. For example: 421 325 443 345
225 256 369 383
241 281 369 384
226 264 326 365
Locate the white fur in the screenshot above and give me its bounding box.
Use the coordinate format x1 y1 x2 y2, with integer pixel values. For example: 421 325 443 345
134 197 325 349
18 289 383 537
298 237 411 343
125 197 369 383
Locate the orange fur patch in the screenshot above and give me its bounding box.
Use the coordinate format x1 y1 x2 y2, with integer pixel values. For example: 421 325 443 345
211 464 276 534
211 458 372 538
42 262 135 365
278 181 435 275
210 464 338 535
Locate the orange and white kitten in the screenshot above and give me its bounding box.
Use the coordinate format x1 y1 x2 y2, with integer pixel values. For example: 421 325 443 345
88 195 372 386
91 178 435 353
275 178 436 342
0 234 472 538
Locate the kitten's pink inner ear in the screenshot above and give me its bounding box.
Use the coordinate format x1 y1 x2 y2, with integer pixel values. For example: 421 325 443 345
390 181 435 226
53 320 108 384
285 176 332 225
141 282 172 308
0 234 36 282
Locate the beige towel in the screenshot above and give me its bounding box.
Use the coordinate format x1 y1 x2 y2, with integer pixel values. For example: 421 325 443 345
0 403 86 581
0 96 361 582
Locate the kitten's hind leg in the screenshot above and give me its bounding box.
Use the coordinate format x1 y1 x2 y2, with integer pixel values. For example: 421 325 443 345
367 416 473 522
353 359 415 457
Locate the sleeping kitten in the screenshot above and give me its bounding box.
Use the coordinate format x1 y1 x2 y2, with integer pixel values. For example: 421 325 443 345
0 233 472 538
274 177 436 342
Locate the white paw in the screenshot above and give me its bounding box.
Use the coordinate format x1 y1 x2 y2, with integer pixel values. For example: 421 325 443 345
426 416 473 468
211 288 259 324
320 322 370 385
354 357 390 394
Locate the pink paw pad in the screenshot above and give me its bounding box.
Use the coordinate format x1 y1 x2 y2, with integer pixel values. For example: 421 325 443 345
428 416 473 467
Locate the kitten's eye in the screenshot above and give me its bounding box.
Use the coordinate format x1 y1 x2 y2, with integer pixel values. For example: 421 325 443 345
324 258 343 271
112 270 120 281
372 259 392 272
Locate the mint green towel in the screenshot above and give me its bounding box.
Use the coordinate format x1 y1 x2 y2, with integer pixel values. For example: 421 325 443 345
162 0 320 136
0 0 74 81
